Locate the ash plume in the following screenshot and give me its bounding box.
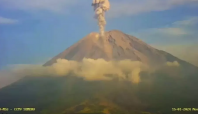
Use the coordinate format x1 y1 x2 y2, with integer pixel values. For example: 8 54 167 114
92 0 110 37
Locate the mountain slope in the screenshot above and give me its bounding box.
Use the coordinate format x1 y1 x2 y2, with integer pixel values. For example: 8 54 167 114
44 30 196 70
43 30 164 66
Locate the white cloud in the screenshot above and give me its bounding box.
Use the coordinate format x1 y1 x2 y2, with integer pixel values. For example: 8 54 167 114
158 28 187 36
0 0 78 13
144 27 188 37
134 17 198 40
0 16 18 24
0 58 148 88
173 17 198 27
109 0 198 18
132 17 198 66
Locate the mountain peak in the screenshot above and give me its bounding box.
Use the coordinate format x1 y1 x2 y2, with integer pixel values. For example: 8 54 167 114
43 30 185 66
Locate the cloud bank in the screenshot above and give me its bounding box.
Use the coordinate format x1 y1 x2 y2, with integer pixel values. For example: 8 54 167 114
12 58 147 83
0 58 148 88
0 58 182 89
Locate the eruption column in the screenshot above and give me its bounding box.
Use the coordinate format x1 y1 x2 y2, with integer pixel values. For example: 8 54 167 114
92 0 110 37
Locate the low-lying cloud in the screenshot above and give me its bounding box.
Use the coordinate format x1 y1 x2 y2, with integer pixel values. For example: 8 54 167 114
0 58 181 88
0 59 148 84
166 61 180 67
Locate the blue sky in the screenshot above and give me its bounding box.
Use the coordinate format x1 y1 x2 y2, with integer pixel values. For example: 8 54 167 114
0 0 198 69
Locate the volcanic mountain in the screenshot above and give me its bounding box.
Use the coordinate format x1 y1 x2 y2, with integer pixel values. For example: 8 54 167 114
0 30 198 114
44 30 194 69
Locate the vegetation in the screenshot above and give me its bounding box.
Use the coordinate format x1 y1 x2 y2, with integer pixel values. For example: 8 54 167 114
0 66 198 114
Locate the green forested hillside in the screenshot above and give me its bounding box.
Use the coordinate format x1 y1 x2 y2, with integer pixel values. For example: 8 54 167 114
0 66 198 114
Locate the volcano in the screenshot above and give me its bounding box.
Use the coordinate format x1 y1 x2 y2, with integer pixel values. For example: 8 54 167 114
44 30 195 68
0 30 198 114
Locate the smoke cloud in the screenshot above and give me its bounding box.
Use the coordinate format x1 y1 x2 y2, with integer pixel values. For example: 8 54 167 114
92 0 110 37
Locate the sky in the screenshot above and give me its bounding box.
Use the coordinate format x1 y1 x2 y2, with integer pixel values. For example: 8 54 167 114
0 0 198 69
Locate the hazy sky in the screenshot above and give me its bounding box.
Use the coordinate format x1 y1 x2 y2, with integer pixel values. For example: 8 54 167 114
0 0 198 68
